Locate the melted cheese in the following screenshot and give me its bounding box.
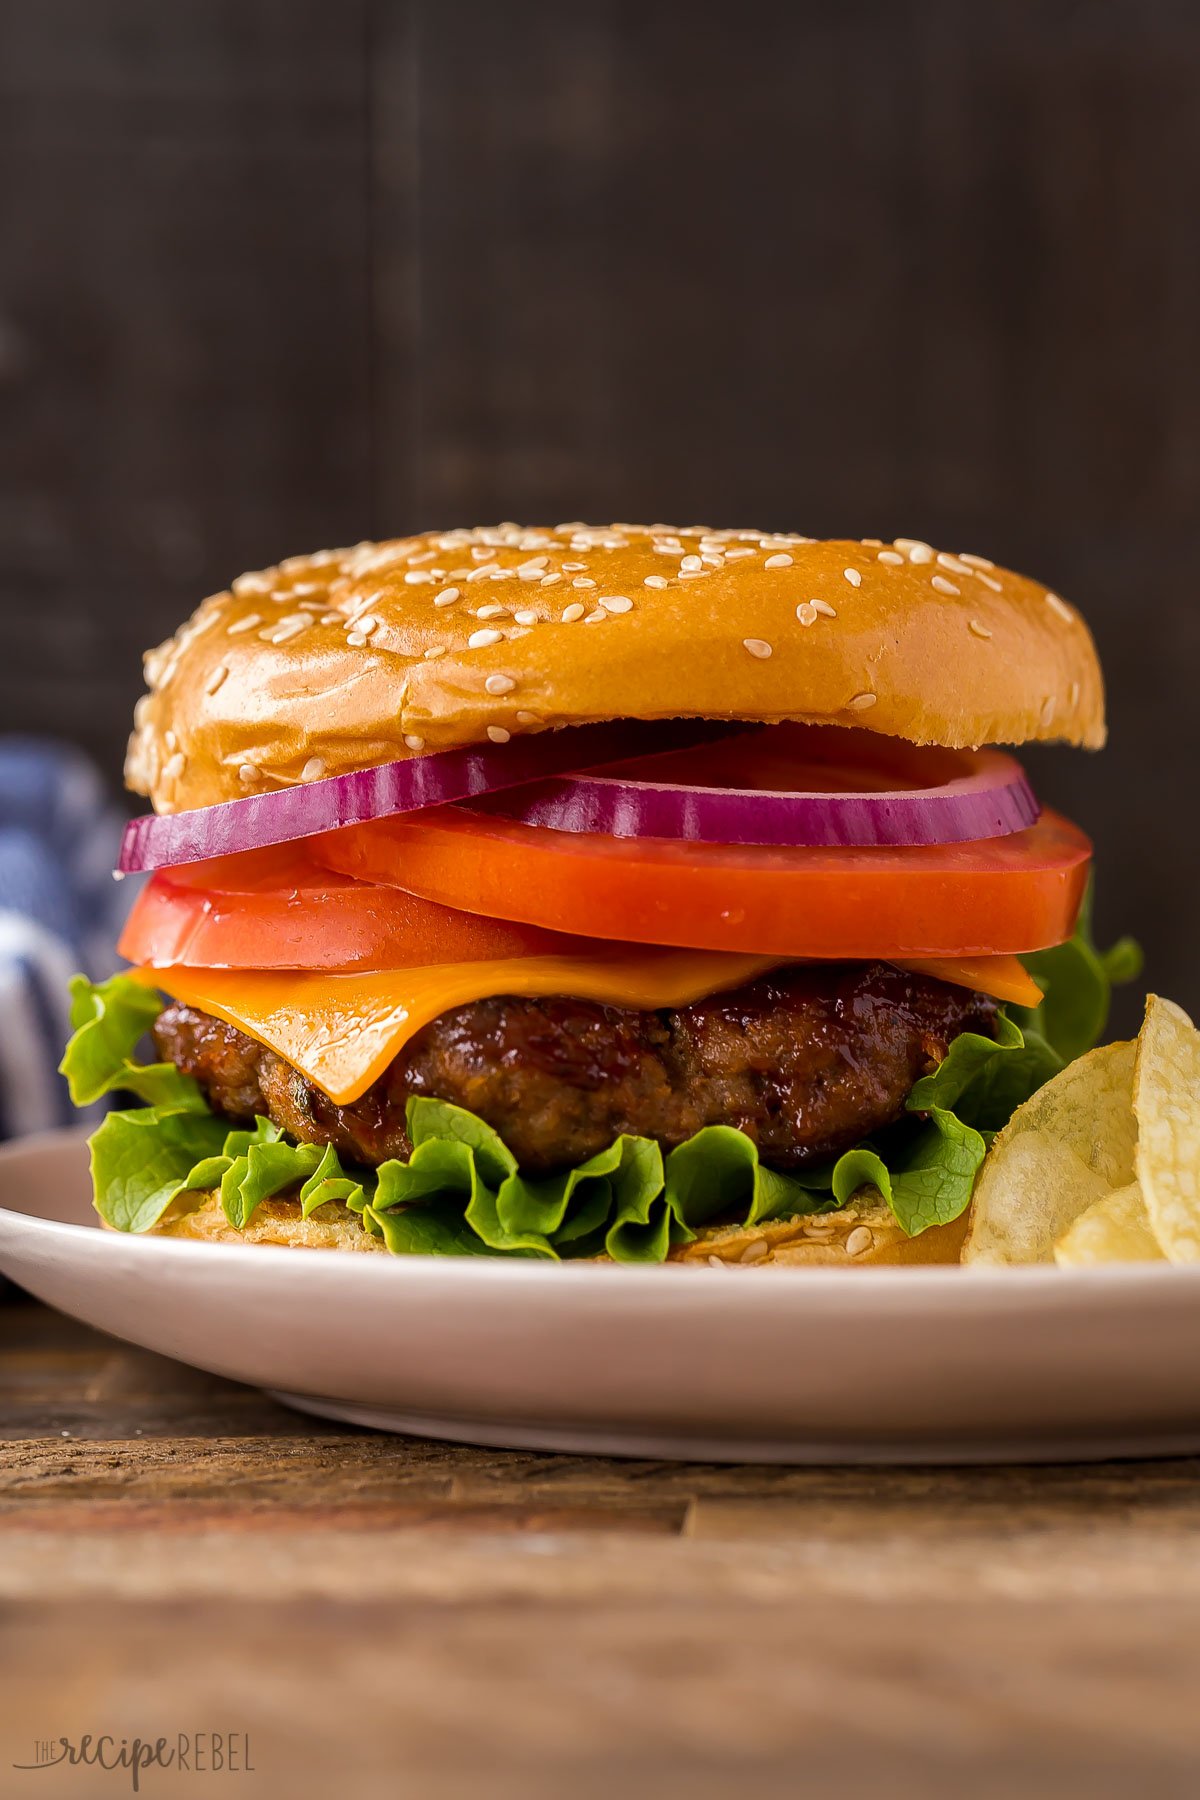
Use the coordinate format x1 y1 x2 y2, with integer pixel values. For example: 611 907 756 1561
895 956 1043 1010
132 950 1043 1106
131 951 779 1105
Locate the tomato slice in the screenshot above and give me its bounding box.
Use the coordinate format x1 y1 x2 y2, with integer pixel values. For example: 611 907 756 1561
312 807 1092 959
118 842 576 971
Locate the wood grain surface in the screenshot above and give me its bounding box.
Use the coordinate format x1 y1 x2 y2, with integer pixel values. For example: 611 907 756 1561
1 1295 1199 1797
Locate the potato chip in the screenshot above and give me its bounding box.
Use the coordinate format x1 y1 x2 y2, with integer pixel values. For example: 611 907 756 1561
962 1039 1136 1264
1133 994 1200 1264
1053 1181 1165 1266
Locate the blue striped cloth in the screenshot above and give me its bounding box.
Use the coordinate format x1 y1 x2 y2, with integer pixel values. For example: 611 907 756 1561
0 739 131 1139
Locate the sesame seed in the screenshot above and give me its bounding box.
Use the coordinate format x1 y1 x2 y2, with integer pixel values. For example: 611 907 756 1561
743 638 773 659
707 1256 729 1270
1070 681 1081 708
232 573 272 597
599 595 633 614
238 762 258 784
485 674 516 695
877 550 904 566
228 613 262 635
423 645 446 659
843 568 862 587
404 734 425 751
162 752 185 782
487 725 511 744
848 692 877 710
740 1239 770 1264
468 628 504 649
931 575 960 596
1040 695 1056 727
404 570 434 585
845 1226 873 1257
583 608 607 624
561 602 586 623
572 576 596 589
320 612 341 625
976 572 1003 592
516 711 540 726
680 554 703 572
960 553 995 570
204 665 229 696
644 575 668 589
796 603 819 626
475 603 508 620
724 547 756 559
861 538 883 547
1045 593 1073 622
356 615 377 634
264 618 309 644
345 631 368 647
968 619 993 639
701 552 724 567
764 553 793 569
513 609 538 626
895 538 934 564
433 587 460 607
561 561 587 573
811 599 837 618
937 552 972 576
517 557 549 578
540 572 563 587
301 756 326 782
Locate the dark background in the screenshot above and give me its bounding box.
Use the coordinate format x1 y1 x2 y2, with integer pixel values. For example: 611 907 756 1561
1 0 1197 1020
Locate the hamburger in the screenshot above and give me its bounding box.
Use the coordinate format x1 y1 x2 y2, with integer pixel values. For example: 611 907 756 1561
63 522 1123 1267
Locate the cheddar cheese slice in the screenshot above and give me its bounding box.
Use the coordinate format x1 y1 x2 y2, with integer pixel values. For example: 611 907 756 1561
131 950 781 1105
894 956 1043 1010
131 949 1042 1107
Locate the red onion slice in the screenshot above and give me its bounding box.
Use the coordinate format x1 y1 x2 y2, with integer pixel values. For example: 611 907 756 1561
474 729 1040 848
118 720 737 874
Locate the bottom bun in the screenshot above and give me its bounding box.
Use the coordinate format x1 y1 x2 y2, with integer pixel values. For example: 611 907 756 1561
669 1205 969 1267
149 1192 386 1251
126 1189 968 1264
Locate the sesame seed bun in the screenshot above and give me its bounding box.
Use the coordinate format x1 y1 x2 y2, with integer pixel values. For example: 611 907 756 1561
144 1191 387 1250
127 524 1106 814
132 1189 967 1264
669 1204 970 1266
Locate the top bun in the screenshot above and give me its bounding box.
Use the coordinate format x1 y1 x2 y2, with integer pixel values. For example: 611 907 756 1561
127 523 1106 814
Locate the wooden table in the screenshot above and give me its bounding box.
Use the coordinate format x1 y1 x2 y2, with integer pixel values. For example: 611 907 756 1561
2 1296 1198 1798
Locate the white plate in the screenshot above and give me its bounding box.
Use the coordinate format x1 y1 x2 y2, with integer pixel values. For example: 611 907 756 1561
2 1127 1199 1463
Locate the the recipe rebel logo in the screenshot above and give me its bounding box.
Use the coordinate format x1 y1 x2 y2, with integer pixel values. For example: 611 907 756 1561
12 1733 254 1790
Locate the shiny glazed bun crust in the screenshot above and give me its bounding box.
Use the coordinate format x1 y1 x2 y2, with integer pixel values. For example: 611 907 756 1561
127 523 1107 814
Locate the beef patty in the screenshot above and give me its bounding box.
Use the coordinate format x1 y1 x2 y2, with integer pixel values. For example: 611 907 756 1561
154 964 996 1176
